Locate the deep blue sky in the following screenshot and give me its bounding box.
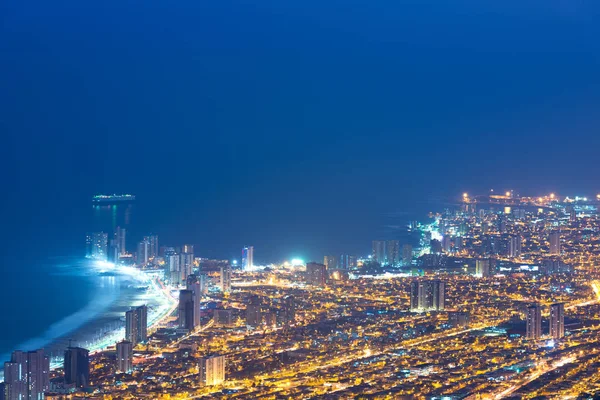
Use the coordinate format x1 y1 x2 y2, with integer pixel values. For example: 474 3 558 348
2 0 600 262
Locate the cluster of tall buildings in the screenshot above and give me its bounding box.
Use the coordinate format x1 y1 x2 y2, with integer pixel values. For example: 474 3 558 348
323 255 357 270
164 245 195 285
526 303 565 340
86 227 159 267
372 240 412 266
1 346 91 399
178 272 212 331
137 235 159 266
2 350 49 400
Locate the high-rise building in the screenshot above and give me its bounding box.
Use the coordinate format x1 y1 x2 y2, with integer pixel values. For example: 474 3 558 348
2 349 49 400
116 341 133 373
64 347 90 388
165 252 181 284
108 239 120 264
180 252 194 282
246 295 263 328
372 241 386 264
549 231 561 255
181 244 194 254
550 302 565 339
409 280 445 312
323 255 338 269
114 226 127 255
508 235 522 258
282 295 295 325
242 246 254 271
402 244 413 266
137 239 149 266
179 290 196 330
198 355 226 386
125 305 148 345
526 304 542 340
143 235 159 260
476 259 491 278
220 265 232 293
339 254 357 270
305 262 327 287
186 275 202 328
85 232 108 261
386 240 400 266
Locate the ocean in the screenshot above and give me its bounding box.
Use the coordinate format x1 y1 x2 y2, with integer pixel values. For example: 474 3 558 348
0 200 159 373
0 256 168 374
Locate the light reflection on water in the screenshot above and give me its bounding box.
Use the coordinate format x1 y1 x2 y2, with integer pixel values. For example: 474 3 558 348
0 258 167 376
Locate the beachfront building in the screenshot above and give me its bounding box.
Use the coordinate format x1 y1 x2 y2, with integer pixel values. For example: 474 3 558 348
125 305 148 345
116 341 133 373
2 349 50 400
64 347 90 388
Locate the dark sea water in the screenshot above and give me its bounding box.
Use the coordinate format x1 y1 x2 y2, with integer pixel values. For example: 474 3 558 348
0 201 142 369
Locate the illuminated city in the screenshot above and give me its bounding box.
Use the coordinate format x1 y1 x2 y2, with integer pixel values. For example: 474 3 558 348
5 192 600 398
4 1 600 398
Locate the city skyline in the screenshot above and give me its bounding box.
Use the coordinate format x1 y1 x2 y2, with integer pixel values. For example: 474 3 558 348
4 0 600 397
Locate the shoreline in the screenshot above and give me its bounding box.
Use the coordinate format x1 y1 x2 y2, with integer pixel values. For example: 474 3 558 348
0 259 175 378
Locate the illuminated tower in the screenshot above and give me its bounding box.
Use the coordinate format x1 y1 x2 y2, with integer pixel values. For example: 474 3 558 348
114 226 126 255
198 355 226 386
550 303 565 339
165 251 181 284
143 235 159 260
180 252 194 282
86 232 108 261
116 341 133 373
526 304 542 340
410 280 444 311
137 239 149 266
186 275 202 327
125 305 148 345
242 246 254 271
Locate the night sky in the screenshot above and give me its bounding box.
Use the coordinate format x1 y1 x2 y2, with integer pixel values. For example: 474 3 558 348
2 0 600 262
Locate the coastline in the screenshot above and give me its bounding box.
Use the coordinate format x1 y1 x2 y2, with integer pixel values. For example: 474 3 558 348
0 258 175 378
